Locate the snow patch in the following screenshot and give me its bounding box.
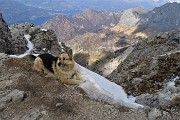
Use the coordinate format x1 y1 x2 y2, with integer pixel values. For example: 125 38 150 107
41 28 48 31
165 76 179 91
159 50 180 57
10 34 34 58
77 64 144 109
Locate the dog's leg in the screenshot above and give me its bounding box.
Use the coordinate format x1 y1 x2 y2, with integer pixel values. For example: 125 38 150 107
75 71 83 80
43 69 57 78
34 57 43 72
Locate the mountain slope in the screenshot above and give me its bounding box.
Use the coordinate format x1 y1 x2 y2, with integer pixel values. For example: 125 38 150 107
108 30 180 96
42 9 122 41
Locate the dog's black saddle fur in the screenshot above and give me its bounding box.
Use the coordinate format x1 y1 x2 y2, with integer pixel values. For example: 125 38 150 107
38 54 58 73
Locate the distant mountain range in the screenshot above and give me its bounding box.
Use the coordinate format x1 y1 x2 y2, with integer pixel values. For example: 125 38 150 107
41 2 180 42
15 0 172 11
0 0 177 25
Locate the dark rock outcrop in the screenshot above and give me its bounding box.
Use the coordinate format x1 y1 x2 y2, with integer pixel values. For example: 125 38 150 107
10 23 60 55
0 12 14 54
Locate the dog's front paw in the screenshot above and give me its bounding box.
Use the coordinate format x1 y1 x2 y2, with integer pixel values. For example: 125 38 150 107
78 79 85 84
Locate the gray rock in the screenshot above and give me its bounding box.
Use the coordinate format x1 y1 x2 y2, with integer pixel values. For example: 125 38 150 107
0 53 8 59
6 89 25 102
0 95 11 110
17 109 42 120
148 108 162 120
0 89 25 110
136 94 159 108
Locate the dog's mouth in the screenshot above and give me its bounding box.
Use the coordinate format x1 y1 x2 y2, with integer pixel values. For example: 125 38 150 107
58 63 67 67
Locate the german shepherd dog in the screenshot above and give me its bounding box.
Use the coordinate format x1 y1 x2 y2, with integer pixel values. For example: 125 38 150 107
33 49 84 84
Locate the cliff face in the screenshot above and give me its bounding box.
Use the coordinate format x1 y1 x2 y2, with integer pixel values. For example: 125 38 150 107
0 13 14 54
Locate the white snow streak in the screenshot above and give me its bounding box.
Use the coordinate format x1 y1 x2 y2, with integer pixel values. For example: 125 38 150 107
58 42 65 52
10 34 33 58
41 28 48 31
77 64 144 109
159 50 180 57
166 76 179 91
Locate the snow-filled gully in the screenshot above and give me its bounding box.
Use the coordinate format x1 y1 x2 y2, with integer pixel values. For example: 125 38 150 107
10 34 33 58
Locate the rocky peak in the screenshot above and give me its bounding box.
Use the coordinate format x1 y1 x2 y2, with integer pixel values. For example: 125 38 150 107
42 15 77 41
118 7 147 27
0 12 14 54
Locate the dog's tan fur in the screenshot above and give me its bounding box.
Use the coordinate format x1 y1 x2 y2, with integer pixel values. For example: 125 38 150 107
33 52 84 85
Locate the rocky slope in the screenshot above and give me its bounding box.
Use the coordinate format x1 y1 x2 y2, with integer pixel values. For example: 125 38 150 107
107 30 180 119
0 12 14 54
108 30 180 95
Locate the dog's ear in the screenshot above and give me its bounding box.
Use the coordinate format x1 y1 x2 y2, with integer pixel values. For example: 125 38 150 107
68 49 73 60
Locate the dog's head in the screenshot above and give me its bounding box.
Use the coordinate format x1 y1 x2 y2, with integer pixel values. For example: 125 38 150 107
57 49 74 71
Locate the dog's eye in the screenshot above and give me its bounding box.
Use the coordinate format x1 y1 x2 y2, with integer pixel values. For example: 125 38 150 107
59 58 61 60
